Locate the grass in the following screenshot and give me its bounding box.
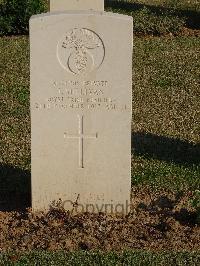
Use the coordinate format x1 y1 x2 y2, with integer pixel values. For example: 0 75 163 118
106 0 200 11
105 1 200 35
133 37 200 142
132 157 200 191
0 35 199 194
1 250 200 265
0 0 200 36
0 37 30 170
132 36 200 190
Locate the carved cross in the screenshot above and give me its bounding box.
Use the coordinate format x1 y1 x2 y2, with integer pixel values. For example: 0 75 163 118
64 115 98 168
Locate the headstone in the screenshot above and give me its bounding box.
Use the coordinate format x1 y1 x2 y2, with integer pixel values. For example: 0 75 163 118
50 0 104 12
30 0 133 214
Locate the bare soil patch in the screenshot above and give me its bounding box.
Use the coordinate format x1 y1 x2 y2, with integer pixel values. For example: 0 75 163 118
0 187 199 252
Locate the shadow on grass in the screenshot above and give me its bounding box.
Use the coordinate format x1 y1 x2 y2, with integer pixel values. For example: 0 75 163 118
1 133 199 211
105 0 200 30
132 132 200 166
0 164 31 211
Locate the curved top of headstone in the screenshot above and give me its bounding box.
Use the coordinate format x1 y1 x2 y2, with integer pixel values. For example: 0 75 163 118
49 0 104 12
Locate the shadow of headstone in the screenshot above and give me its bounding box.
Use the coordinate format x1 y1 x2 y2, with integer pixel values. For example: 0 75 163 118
132 132 200 166
105 0 200 30
0 164 31 211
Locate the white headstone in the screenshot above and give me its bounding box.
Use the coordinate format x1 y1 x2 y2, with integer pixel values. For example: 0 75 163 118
30 1 133 214
50 0 104 12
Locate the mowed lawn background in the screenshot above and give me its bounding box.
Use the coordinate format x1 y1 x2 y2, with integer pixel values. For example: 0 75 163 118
0 0 200 265
1 36 199 194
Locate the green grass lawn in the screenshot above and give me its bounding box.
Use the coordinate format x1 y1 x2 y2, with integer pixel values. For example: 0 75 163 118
132 36 200 190
106 0 200 10
1 250 200 266
106 0 200 35
1 0 199 36
0 35 199 194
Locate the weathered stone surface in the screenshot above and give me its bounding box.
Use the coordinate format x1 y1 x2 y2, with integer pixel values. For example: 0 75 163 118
50 0 104 12
30 11 133 213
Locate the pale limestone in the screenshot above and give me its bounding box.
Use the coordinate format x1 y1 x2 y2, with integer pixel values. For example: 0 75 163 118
50 0 104 12
30 11 133 213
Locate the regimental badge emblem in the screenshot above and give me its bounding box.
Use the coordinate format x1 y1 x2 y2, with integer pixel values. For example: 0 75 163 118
57 28 105 75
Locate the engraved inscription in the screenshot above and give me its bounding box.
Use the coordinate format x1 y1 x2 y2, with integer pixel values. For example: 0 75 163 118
57 28 105 75
64 115 98 168
54 80 108 87
34 80 129 112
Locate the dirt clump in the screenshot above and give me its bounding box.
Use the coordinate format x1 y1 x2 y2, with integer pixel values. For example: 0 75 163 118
0 187 199 252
